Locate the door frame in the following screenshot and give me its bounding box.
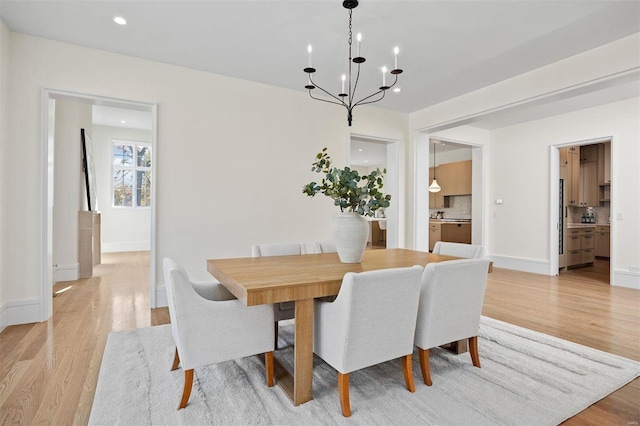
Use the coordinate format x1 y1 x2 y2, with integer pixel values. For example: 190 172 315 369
40 88 158 320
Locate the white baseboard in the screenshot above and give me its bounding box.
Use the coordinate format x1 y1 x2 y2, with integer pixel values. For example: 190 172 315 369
102 241 151 253
613 269 640 289
155 284 167 308
53 263 78 283
0 298 41 329
489 255 550 275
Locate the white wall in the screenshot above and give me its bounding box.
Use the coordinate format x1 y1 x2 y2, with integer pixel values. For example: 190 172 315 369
92 124 152 253
2 32 408 324
488 98 640 285
0 18 10 322
52 99 91 282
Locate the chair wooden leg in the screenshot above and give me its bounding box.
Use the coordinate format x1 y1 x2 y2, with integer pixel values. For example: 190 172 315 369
178 369 194 409
402 354 415 392
274 322 279 350
469 336 481 368
418 348 432 386
171 347 180 371
265 351 274 387
338 372 351 417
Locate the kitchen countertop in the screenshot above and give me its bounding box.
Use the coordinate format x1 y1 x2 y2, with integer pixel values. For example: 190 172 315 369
567 223 609 228
429 219 472 224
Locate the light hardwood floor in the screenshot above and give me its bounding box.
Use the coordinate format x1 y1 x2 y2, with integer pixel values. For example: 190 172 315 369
0 253 638 425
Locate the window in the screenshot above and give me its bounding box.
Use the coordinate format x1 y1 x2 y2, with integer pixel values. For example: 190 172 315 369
112 140 152 207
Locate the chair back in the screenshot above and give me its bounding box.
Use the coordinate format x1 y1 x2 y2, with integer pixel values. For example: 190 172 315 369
319 266 422 373
251 243 302 257
414 258 490 349
432 241 483 258
163 257 191 358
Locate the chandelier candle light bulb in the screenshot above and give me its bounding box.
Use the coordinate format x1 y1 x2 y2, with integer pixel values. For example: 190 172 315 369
381 67 387 87
357 33 362 56
394 47 399 69
308 44 312 68
341 74 346 94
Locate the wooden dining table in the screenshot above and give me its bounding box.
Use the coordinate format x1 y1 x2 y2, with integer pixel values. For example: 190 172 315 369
206 248 460 406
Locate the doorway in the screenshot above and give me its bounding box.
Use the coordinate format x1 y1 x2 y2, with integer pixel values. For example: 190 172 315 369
40 89 158 321
348 134 399 249
552 138 612 285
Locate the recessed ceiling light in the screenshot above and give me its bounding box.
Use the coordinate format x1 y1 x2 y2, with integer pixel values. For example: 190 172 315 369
358 149 363 152
364 160 369 163
393 87 401 93
120 120 126 124
114 16 127 25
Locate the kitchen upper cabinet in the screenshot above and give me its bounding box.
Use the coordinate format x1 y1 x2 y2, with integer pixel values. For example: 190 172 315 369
566 147 580 206
439 160 472 196
580 145 598 162
579 160 598 206
429 167 446 209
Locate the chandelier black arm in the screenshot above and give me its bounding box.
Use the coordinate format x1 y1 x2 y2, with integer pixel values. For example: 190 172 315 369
353 74 398 107
308 90 349 107
349 63 362 107
353 89 386 107
309 75 347 106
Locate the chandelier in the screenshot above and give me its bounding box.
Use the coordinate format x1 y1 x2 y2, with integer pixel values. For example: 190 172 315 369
303 0 403 126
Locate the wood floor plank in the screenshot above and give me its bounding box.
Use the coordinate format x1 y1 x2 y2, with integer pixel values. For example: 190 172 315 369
0 252 638 425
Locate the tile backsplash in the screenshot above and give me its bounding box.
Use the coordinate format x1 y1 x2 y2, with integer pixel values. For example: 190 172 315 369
568 205 610 224
430 195 472 219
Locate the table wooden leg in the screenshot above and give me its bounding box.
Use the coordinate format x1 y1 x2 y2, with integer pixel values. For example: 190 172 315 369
293 298 314 405
448 339 468 354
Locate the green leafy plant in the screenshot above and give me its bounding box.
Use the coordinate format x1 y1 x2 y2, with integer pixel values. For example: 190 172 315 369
303 147 391 216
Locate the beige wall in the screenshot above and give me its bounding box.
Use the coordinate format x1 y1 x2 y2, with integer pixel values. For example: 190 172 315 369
52 99 92 282
0 19 9 315
0 32 408 325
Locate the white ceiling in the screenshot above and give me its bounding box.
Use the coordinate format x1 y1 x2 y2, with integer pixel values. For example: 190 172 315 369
2 0 639 127
92 105 152 130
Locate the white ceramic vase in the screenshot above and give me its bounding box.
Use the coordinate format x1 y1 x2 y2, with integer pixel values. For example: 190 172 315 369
333 212 369 263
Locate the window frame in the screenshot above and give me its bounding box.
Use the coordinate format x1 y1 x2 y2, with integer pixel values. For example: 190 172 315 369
111 139 152 209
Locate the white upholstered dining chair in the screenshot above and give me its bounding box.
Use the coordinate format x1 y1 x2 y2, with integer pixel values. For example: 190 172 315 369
432 241 484 258
314 266 423 417
414 258 490 386
163 257 275 409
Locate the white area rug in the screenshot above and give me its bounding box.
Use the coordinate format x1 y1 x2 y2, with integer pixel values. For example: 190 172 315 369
89 317 640 425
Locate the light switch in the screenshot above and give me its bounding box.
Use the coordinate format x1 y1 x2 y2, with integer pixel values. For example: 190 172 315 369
495 199 503 204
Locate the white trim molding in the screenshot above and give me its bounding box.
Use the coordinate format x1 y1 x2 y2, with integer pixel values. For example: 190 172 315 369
53 263 78 283
155 285 167 308
613 269 640 289
0 299 42 330
489 255 550 275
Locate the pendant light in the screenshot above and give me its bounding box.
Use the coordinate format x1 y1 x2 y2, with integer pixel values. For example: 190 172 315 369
429 142 441 193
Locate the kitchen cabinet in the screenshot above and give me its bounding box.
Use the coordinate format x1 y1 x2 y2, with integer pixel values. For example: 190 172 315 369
566 147 579 206
439 160 471 196
441 223 471 244
598 142 611 185
429 222 441 251
429 167 446 209
594 226 610 258
579 160 598 206
580 145 598 162
567 227 595 267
